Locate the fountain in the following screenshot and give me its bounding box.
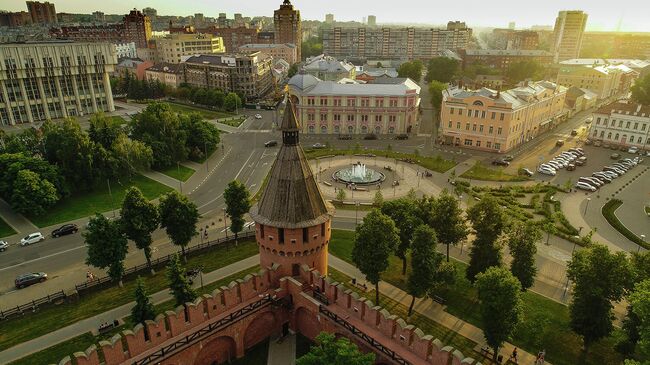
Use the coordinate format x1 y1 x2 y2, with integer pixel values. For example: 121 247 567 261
333 162 385 185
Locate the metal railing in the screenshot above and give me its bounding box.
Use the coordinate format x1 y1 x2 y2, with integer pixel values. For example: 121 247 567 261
319 305 411 365
0 231 256 322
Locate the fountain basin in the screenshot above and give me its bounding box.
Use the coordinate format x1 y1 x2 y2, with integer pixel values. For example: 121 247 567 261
333 162 385 185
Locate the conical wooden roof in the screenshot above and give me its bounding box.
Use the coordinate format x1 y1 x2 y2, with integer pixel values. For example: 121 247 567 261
250 99 333 228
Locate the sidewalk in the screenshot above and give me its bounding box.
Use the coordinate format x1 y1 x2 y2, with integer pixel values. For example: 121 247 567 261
329 255 544 365
0 255 260 365
0 197 38 240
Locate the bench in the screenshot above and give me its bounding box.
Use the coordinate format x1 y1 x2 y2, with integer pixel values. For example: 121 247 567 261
475 345 504 363
432 295 446 305
322 181 332 186
98 320 120 335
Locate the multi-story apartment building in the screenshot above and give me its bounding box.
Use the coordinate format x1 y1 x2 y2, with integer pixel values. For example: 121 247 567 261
367 15 377 27
0 41 117 125
194 26 262 53
26 1 57 24
274 0 302 60
155 33 225 64
591 101 650 149
114 42 137 58
492 29 539 50
49 24 125 43
145 62 183 88
114 58 153 80
123 9 151 48
580 32 650 60
556 63 636 100
287 73 420 135
322 23 472 61
459 49 553 72
0 11 32 27
182 53 273 101
302 54 355 81
552 10 588 62
439 81 567 153
238 43 298 65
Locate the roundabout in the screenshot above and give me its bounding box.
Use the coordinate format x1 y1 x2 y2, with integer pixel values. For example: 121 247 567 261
332 162 385 185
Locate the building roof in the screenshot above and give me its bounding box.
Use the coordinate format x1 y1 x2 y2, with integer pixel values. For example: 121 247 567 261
239 43 296 50
445 80 566 109
146 62 182 74
367 77 410 85
250 99 333 229
117 57 145 68
184 53 266 66
464 49 552 57
303 54 354 73
595 101 650 117
288 73 320 90
358 68 399 78
560 58 650 70
290 75 421 96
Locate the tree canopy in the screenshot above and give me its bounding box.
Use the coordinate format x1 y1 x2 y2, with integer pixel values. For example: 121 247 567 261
223 93 242 112
397 60 424 83
429 81 447 112
223 180 252 240
131 277 156 325
167 253 197 306
505 221 541 291
406 225 440 315
159 191 199 258
506 60 544 84
381 198 422 274
631 74 650 106
428 190 468 262
10 169 59 216
426 57 459 83
296 332 375 365
628 279 650 360
84 213 129 284
120 187 159 272
466 196 506 282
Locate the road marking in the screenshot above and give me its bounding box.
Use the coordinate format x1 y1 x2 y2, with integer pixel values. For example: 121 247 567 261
190 146 233 195
0 245 87 272
234 150 257 181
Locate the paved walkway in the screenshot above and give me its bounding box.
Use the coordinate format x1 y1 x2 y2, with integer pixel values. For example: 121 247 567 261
0 198 38 241
328 255 545 365
267 333 296 365
0 255 260 365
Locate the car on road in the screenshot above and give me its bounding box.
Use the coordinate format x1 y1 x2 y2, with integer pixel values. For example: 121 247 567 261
0 240 8 252
264 140 278 147
575 156 587 166
503 155 514 162
312 143 326 149
578 177 602 188
603 166 625 175
538 166 556 176
520 168 534 177
363 134 378 140
395 134 409 140
492 159 510 166
338 134 353 140
628 146 639 154
254 114 262 119
610 153 621 160
15 272 47 289
585 117 593 124
571 129 578 136
556 139 565 147
52 224 79 238
569 148 585 156
546 160 563 170
575 181 597 192
20 232 45 246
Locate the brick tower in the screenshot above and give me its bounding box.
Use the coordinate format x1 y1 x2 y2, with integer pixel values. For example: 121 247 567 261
250 98 334 278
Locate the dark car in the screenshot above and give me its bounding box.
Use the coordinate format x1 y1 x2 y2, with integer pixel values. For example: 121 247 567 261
395 134 409 140
338 134 353 140
52 224 78 238
264 140 278 147
570 129 578 136
492 159 510 166
363 134 378 140
15 272 48 289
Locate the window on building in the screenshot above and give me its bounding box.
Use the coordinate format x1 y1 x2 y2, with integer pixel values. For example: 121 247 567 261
458 109 463 116
450 107 454 115
348 98 356 107
465 123 470 130
596 117 600 125
361 115 368 122
448 121 452 128
476 140 481 147
375 115 382 122
481 111 486 118
303 227 309 243
615 133 619 140
474 110 479 118
607 132 612 139
320 113 327 121
347 114 355 122
333 99 341 106
494 143 501 150
500 113 504 121
643 124 647 131
497 127 502 135
600 131 605 138
308 113 315 121
619 121 623 128
464 139 473 146
279 228 284 244
467 109 472 117
479 124 484 132
489 126 494 134
334 114 341 121
634 122 638 130
491 112 496 119
472 124 477 131
456 122 461 129
320 98 327 106
486 141 492 148
626 121 631 129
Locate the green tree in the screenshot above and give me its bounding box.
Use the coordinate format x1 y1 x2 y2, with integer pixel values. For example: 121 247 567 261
10 169 59 216
406 225 440 316
288 63 299 78
223 180 252 242
336 188 346 201
352 209 400 305
568 244 633 352
84 213 129 286
506 60 543 84
475 267 524 361
159 191 199 260
297 332 374 365
180 113 220 161
397 60 424 83
381 198 421 275
373 190 384 207
120 187 160 273
429 80 447 113
631 74 650 106
131 277 156 325
166 253 197 306
630 251 650 287
223 92 242 112
505 221 541 291
628 279 650 360
466 196 506 282
111 134 153 177
429 190 468 262
426 57 459 83
88 113 123 149
0 152 66 199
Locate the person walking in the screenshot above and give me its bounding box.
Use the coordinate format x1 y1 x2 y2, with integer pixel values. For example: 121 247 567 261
509 347 518 364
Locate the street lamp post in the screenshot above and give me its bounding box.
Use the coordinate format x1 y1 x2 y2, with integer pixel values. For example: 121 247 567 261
107 179 116 218
204 141 209 173
584 198 591 215
639 235 646 253
355 201 360 227
222 208 228 238
177 162 183 193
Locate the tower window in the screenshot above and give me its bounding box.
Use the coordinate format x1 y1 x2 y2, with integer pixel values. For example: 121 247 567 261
303 227 309 243
279 228 284 244
321 223 325 237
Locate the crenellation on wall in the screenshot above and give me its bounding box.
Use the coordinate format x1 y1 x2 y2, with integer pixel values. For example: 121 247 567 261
72 344 98 365
145 316 169 347
451 348 465 365
99 334 126 365
238 275 258 301
393 318 414 347
221 282 240 308
410 330 432 360
164 307 186 337
57 356 72 365
349 295 366 321
123 323 147 357
377 309 397 338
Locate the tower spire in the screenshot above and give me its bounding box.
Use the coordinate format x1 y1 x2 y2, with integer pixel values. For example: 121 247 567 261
280 97 300 145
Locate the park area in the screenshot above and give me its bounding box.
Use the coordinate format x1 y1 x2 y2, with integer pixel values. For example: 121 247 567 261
163 102 236 120
0 217 15 238
155 164 196 182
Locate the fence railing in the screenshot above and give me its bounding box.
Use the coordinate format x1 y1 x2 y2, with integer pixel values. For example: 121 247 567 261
0 230 256 322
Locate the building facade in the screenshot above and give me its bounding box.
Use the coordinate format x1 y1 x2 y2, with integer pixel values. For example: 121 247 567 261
287 73 420 135
238 43 298 65
123 9 151 48
492 29 539 50
302 54 355 81
197 26 262 53
182 53 273 101
155 33 225 64
274 0 302 60
145 62 183 88
114 58 153 80
367 15 377 27
459 49 553 72
552 10 588 62
26 1 57 24
322 23 472 61
439 81 567 153
0 41 117 125
591 101 650 149
556 63 636 100
49 24 125 43
114 42 137 58
0 11 32 27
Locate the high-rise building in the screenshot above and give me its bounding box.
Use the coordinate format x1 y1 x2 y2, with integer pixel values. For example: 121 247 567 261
0 11 32 27
0 41 117 125
367 15 376 27
552 10 588 62
325 14 334 24
154 33 225 63
123 9 151 48
92 11 105 23
274 0 302 60
508 21 516 30
25 1 57 24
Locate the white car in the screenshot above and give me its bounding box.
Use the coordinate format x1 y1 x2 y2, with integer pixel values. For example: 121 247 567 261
538 166 556 176
575 182 597 192
628 146 639 154
20 232 45 246
254 114 262 119
546 160 563 170
0 240 8 252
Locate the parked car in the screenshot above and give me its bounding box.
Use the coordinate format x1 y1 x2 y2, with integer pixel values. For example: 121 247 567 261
15 272 47 289
575 156 587 166
264 140 278 147
363 134 378 140
575 182 597 192
603 166 625 175
520 168 534 177
571 129 578 136
556 139 565 147
338 134 353 140
585 139 593 145
592 172 612 183
610 153 621 160
546 160 563 170
52 224 79 238
579 177 602 188
567 164 576 171
585 116 593 124
0 240 8 252
569 148 585 156
311 143 326 149
503 155 514 162
254 114 262 119
20 232 45 246
628 146 639 154
395 134 409 140
492 159 510 166
538 166 556 176
594 140 602 147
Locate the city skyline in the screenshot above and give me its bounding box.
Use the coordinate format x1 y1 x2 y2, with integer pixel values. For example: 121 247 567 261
2 0 650 32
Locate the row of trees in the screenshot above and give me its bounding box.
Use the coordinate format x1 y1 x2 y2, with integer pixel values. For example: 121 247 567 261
397 60 424 83
112 72 167 100
631 74 650 106
172 85 243 112
129 103 221 167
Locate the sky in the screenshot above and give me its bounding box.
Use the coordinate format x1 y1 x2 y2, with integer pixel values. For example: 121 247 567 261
3 0 650 32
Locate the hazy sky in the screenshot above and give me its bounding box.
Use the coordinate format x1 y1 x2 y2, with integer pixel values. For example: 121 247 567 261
3 0 649 32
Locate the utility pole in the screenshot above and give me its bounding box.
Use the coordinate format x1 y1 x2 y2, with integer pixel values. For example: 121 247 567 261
177 162 183 193
107 179 116 218
204 141 209 173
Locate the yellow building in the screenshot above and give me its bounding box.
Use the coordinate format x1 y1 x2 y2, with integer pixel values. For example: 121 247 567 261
552 10 588 62
440 81 567 153
155 33 225 64
556 64 636 101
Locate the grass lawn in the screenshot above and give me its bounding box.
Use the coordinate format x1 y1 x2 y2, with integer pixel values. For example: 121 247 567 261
0 240 259 352
0 217 16 238
217 116 247 127
26 174 172 228
162 102 235 120
460 162 529 182
602 199 648 249
109 115 126 125
304 148 457 173
155 164 195 182
328 229 624 365
7 266 261 365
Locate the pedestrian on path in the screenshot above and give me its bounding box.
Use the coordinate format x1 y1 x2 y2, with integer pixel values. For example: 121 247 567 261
509 347 518 364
